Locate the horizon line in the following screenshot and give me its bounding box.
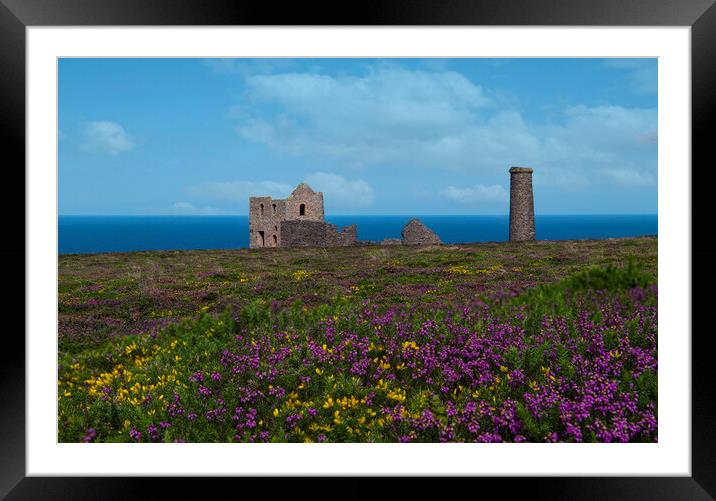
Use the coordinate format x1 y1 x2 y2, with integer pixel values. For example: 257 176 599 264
58 213 659 217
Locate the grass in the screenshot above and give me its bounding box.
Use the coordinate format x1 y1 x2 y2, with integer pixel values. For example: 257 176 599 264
57 237 658 443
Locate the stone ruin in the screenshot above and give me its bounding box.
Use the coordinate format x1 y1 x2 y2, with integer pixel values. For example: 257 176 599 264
249 183 357 249
399 218 442 245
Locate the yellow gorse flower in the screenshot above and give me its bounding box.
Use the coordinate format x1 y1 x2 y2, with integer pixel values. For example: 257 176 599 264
447 265 473 275
402 341 419 352
293 270 311 281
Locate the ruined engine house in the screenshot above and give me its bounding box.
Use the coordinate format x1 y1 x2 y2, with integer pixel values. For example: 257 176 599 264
249 183 356 248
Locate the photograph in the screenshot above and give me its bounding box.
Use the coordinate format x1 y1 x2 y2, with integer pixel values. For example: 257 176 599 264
57 57 659 444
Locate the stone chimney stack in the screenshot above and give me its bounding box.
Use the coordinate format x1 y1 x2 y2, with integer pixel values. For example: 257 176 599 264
509 166 536 242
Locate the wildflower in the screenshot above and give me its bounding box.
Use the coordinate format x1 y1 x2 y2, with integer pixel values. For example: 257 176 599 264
81 428 97 443
293 270 311 281
129 427 142 442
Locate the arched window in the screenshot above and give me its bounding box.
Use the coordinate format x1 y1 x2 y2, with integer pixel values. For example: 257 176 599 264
273 235 277 245
260 203 264 215
299 203 306 216
272 203 276 214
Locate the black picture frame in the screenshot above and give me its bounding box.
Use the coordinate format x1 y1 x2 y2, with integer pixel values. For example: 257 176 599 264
3 0 715 498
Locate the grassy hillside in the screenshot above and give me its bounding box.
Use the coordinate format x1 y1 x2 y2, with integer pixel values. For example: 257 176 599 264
57 237 657 443
59 237 657 353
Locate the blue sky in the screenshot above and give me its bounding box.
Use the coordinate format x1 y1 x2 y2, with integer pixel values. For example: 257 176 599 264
58 58 657 215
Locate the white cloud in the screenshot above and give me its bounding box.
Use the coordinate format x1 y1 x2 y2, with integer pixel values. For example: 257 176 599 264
230 64 656 190
188 180 293 202
236 66 492 167
304 172 374 207
81 121 134 155
172 202 195 210
601 169 656 187
440 184 508 204
170 202 230 215
185 174 374 211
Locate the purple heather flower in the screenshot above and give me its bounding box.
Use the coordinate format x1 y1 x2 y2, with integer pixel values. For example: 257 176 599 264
81 428 97 443
129 427 142 442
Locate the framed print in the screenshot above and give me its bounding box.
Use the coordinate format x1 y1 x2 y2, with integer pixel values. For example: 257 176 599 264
3 0 715 498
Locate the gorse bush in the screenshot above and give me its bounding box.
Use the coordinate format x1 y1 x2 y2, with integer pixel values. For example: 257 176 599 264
565 257 655 292
507 259 656 335
58 262 658 443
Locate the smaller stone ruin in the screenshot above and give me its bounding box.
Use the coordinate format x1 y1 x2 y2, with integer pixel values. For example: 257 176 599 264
401 218 442 245
380 218 442 246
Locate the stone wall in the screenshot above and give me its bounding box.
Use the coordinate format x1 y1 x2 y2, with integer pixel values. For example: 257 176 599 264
248 196 286 248
280 220 330 248
508 166 536 242
340 224 357 245
280 220 358 248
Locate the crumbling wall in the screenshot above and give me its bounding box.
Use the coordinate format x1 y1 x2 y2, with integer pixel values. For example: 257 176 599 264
281 221 357 248
280 220 329 248
340 224 357 245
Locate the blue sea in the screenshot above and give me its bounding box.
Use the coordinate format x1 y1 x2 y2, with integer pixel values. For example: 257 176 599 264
58 215 657 255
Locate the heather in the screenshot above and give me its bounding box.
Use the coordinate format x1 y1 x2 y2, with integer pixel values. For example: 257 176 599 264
58 237 657 443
